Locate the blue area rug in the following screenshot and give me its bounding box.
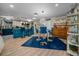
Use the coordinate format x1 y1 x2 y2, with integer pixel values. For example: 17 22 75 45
22 36 66 50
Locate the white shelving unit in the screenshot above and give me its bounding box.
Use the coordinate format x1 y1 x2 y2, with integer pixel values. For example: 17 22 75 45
67 13 79 56
0 36 4 54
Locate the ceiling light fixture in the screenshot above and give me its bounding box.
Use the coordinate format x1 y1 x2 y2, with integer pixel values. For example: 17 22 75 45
27 19 32 22
34 12 38 16
42 11 44 13
9 4 14 8
55 3 59 7
32 17 36 20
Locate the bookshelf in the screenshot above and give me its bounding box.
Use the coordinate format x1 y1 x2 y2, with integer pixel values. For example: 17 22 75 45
67 13 79 56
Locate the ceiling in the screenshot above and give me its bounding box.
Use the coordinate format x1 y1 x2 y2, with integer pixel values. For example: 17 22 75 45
0 3 76 19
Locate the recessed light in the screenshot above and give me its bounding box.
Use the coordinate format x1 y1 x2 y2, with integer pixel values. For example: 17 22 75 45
9 4 14 8
55 3 59 7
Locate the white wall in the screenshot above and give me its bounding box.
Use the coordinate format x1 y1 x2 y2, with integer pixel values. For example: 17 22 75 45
13 21 22 27
40 18 52 30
